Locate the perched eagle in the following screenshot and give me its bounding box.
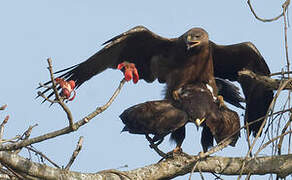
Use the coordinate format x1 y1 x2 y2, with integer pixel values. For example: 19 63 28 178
40 26 273 152
120 83 241 152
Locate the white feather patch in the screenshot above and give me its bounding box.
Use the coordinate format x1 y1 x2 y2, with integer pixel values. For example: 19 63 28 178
206 84 217 101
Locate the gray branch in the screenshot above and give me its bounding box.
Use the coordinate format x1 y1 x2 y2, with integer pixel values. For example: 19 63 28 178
0 151 291 180
238 69 292 90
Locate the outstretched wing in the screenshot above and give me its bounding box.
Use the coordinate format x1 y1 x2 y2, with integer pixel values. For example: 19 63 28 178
40 26 177 98
211 41 274 136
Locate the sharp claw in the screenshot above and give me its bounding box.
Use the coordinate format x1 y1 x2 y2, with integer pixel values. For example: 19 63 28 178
117 62 125 70
172 90 180 101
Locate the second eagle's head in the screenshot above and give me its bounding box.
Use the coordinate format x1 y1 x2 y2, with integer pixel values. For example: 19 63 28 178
183 28 209 51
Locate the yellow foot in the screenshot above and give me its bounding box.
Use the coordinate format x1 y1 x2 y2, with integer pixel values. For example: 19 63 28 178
195 118 206 127
172 90 180 101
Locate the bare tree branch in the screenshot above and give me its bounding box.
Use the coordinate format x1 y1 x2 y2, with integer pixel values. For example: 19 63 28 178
47 58 74 129
0 151 291 180
270 71 292 77
0 79 126 152
278 115 292 154
238 69 292 90
13 124 38 155
65 136 84 170
237 76 292 179
0 105 7 111
25 146 60 169
247 0 290 23
0 115 9 145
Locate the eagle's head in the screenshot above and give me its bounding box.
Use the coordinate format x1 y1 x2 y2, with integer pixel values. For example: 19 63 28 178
183 28 209 51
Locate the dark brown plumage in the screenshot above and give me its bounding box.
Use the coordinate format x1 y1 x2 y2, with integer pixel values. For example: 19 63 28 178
211 42 273 136
40 26 273 151
120 100 188 144
215 77 245 109
120 83 240 152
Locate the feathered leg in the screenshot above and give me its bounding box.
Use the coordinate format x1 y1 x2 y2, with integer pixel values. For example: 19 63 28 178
170 126 186 153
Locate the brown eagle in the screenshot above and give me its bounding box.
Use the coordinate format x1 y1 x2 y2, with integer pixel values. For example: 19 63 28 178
120 82 241 152
40 26 273 152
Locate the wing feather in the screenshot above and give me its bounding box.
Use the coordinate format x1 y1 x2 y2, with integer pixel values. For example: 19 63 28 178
40 26 177 98
211 41 274 136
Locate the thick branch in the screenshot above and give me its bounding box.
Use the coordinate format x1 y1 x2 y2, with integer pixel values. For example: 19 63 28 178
0 151 291 180
238 69 292 90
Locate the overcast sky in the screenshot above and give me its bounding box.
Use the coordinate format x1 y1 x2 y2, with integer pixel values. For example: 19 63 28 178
0 1 291 179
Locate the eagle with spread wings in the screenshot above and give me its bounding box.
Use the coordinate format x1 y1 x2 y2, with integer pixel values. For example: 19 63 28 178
40 26 273 153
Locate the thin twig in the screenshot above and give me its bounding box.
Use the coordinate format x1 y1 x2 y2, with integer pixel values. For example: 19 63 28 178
275 102 290 155
247 0 289 23
13 124 38 154
189 161 199 180
0 79 126 151
0 136 21 144
25 146 60 169
255 130 292 157
0 105 7 111
37 91 58 103
282 0 292 155
245 121 253 157
0 116 9 145
279 116 292 155
65 136 84 170
47 58 74 129
272 100 288 155
20 124 38 140
198 166 205 180
238 79 292 180
211 172 223 180
270 71 292 77
81 78 127 123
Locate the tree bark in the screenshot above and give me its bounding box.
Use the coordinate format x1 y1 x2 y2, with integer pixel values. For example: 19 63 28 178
0 151 291 180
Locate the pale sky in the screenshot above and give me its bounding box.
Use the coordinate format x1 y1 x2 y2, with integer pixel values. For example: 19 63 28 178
0 1 291 179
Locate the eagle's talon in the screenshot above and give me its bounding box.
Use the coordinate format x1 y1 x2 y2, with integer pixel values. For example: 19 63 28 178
172 90 180 101
117 61 139 83
55 78 76 101
217 95 226 109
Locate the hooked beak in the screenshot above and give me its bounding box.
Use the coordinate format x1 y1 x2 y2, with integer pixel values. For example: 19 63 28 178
187 40 201 50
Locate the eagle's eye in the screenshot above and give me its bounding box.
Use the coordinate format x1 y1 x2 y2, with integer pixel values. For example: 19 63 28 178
187 35 192 42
